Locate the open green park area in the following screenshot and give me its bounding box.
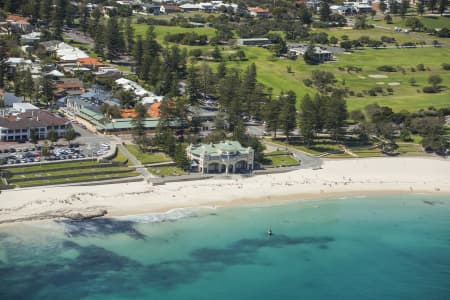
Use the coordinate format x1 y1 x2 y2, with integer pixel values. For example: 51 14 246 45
313 26 423 44
370 15 450 29
262 150 299 167
124 144 172 164
132 20 449 113
268 138 430 158
217 46 450 112
147 165 187 177
133 23 216 47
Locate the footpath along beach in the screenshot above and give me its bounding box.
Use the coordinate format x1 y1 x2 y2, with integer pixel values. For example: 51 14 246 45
1 157 449 225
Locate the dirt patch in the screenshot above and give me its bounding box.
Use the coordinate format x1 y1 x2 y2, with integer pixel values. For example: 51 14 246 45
376 82 385 85
388 82 401 86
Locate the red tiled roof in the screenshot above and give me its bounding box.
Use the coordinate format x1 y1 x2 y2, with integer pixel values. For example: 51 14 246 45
148 102 162 118
77 57 105 67
6 15 29 24
247 7 269 13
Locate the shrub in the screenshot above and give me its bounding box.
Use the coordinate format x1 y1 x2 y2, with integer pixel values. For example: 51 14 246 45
422 86 438 93
368 89 377 96
442 63 450 70
416 64 426 71
402 42 416 47
356 92 364 97
380 36 396 43
374 86 383 93
303 78 313 87
189 48 203 58
377 65 397 72
386 87 394 94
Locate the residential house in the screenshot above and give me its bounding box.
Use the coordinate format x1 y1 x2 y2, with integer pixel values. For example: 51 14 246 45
142 3 161 14
247 7 271 18
180 3 201 12
93 66 122 79
160 5 182 14
354 2 373 13
5 15 32 34
20 31 41 45
53 78 85 98
77 57 105 71
1 92 23 107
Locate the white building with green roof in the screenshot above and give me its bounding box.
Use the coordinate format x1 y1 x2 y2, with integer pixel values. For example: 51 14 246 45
187 141 254 174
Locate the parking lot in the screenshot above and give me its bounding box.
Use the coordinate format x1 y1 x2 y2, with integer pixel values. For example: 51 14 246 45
0 142 112 166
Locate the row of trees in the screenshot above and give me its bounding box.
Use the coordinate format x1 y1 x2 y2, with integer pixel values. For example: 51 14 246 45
132 26 187 97
351 104 449 153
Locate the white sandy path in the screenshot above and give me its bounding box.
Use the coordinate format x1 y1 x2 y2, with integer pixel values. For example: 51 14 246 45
1 157 450 224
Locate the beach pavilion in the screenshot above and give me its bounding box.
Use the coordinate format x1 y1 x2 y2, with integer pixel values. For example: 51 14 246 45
187 141 254 174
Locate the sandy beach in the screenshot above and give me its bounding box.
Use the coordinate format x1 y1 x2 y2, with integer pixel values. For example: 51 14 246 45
1 156 449 225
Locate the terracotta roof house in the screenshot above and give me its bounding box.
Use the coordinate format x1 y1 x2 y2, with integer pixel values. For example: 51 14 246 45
247 7 271 17
53 78 85 98
5 15 32 33
77 57 105 70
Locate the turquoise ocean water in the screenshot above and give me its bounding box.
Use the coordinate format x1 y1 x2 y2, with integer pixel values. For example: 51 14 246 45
0 194 449 300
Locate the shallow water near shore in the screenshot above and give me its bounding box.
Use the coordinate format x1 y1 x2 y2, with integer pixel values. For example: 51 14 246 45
1 194 449 300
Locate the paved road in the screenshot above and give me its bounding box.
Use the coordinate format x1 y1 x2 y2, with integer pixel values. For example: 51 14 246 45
262 140 322 170
64 30 94 48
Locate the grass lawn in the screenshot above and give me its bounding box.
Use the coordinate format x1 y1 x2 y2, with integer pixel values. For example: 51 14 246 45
2 161 101 174
131 23 450 113
325 152 355 158
147 166 187 176
14 171 140 188
262 151 299 167
7 166 131 181
396 143 428 156
351 147 385 157
269 139 343 156
369 15 450 30
124 144 172 164
313 27 423 44
112 148 129 165
214 46 450 112
133 23 216 45
369 15 450 44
